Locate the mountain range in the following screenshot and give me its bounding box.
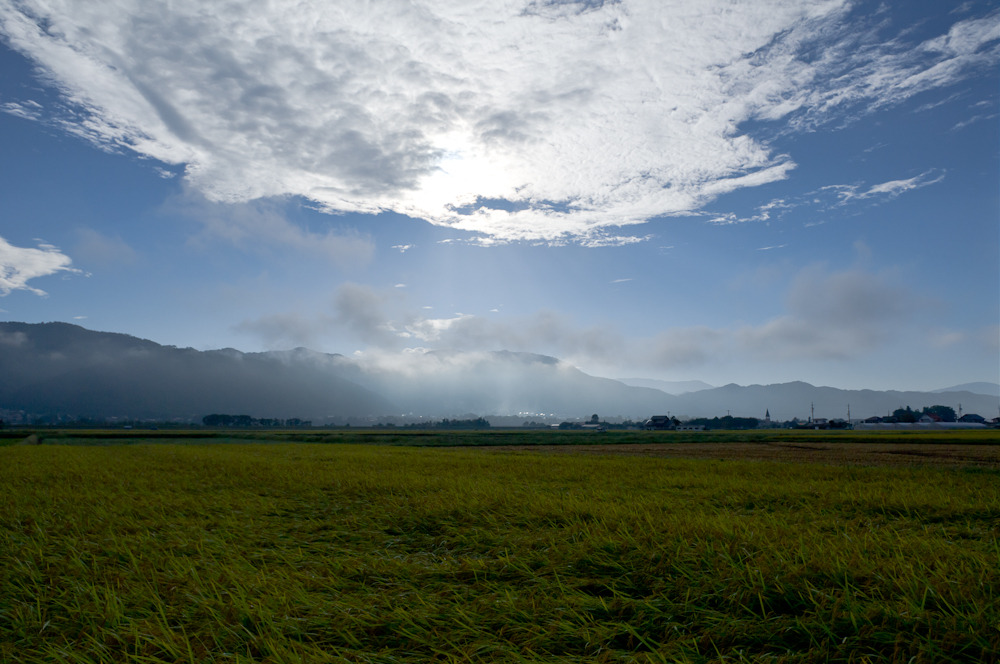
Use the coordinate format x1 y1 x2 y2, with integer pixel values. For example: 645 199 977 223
1 322 997 424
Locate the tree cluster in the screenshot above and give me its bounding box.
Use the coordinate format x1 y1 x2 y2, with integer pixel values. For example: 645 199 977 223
201 414 312 428
683 416 760 430
888 405 956 423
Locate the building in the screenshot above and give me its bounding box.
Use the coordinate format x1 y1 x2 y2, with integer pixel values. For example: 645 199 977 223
644 415 676 430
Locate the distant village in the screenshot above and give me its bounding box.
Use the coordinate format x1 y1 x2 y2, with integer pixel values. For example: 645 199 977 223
2 403 996 431
635 404 996 431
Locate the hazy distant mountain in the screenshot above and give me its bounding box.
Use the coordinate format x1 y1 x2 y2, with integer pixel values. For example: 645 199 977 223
617 378 714 395
666 381 1000 421
932 382 999 398
0 322 393 421
0 323 669 422
1 323 996 423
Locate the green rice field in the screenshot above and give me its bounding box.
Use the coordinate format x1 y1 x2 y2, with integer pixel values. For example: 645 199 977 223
1 431 998 662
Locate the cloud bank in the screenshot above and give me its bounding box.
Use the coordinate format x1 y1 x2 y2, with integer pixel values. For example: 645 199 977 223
237 263 915 378
2 1 997 243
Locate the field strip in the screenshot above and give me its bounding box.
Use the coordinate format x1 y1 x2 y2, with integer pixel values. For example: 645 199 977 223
478 441 1000 467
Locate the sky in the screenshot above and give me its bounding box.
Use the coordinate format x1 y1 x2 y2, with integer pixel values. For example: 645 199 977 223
0 0 997 392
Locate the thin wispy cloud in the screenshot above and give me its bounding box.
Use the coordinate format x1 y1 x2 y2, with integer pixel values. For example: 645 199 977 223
2 1 995 244
711 171 946 225
858 171 945 199
1 99 43 121
170 194 375 267
951 113 998 131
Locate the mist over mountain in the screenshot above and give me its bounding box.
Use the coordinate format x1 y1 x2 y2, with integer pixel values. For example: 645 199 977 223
1 322 997 423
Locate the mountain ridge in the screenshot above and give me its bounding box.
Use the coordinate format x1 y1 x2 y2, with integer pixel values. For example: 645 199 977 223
932 382 1000 397
1 322 996 423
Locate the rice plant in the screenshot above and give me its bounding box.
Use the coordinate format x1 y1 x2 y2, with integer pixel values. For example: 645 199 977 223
1 441 997 662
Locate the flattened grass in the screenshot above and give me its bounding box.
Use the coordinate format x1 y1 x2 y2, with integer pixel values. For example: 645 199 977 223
1 442 997 662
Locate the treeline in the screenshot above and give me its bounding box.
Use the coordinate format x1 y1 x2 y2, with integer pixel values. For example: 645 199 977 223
683 416 760 430
201 414 312 428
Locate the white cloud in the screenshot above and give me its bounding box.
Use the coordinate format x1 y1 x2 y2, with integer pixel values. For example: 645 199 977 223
858 171 946 199
781 9 1000 129
0 236 80 296
1 99 43 121
2 2 994 243
396 313 473 342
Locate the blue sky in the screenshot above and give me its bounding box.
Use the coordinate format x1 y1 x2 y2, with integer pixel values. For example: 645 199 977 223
0 0 997 391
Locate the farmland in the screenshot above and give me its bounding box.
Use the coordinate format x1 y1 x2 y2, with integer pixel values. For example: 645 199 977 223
1 430 998 662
